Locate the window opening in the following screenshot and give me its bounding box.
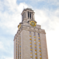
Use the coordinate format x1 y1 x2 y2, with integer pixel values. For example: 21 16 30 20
28 12 29 18
30 12 31 19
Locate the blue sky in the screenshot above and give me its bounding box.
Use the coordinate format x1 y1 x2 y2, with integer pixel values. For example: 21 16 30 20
0 0 59 59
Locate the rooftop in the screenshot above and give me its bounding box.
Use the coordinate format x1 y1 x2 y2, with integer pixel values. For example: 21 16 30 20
23 8 33 11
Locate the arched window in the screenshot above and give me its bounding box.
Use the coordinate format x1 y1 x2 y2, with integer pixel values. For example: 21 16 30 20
30 12 31 19
28 12 31 19
28 12 29 18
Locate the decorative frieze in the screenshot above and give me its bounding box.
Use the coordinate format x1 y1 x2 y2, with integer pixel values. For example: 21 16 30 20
19 25 46 34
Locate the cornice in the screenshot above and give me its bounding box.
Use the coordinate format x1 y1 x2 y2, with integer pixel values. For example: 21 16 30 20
14 24 46 41
21 25 46 34
14 30 22 41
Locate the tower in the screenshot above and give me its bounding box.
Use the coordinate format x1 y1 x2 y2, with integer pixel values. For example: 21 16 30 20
14 8 48 59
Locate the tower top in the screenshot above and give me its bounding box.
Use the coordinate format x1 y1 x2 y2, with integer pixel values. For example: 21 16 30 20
21 8 35 23
18 8 37 29
23 8 33 11
22 8 34 14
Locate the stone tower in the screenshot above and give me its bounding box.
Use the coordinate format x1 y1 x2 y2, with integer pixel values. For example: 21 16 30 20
14 8 48 59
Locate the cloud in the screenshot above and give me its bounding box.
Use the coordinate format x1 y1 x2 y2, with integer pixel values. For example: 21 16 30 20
0 36 13 59
1 56 13 59
0 0 28 35
47 0 59 5
46 30 59 59
0 41 4 50
35 0 59 5
35 8 59 31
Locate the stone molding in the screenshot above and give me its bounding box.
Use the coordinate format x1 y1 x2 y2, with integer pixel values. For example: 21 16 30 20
14 24 46 41
20 25 46 34
14 30 22 41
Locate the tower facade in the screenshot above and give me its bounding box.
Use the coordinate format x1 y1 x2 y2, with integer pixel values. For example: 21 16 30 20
14 8 48 59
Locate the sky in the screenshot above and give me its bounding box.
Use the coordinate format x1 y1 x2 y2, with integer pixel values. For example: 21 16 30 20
0 0 59 59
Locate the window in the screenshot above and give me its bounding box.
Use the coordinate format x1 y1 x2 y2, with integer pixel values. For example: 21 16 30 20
30 45 32 47
39 47 41 49
34 44 36 46
39 43 41 45
29 32 32 59
35 53 37 55
34 32 35 36
35 48 36 49
34 39 36 41
38 33 39 35
39 45 40 47
35 46 36 48
40 57 42 59
29 32 31 34
28 12 29 18
30 50 32 52
39 40 40 42
28 12 31 19
35 50 37 51
40 54 41 56
30 12 31 19
39 49 41 50
39 50 41 52
30 39 31 40
35 57 37 58
30 44 32 45
30 56 32 58
34 43 36 44
30 49 32 50
30 58 32 59
30 42 32 44
30 35 31 37
30 47 32 49
38 37 40 39
30 52 32 54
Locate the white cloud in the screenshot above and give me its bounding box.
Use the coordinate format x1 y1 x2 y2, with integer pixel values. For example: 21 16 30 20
30 0 59 5
35 8 59 30
46 30 59 59
5 57 13 59
0 0 28 35
35 9 48 24
0 41 4 50
1 56 13 59
47 0 59 5
0 36 13 59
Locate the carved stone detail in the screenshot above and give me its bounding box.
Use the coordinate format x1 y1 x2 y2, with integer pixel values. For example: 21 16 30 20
18 25 46 34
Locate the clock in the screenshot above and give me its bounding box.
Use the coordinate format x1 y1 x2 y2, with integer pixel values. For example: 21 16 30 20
18 24 21 30
30 21 36 27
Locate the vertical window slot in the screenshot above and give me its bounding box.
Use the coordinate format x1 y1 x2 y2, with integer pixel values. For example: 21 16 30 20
28 12 29 18
30 12 31 19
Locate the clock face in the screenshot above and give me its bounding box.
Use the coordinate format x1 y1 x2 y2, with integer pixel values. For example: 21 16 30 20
18 24 21 29
30 21 36 27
